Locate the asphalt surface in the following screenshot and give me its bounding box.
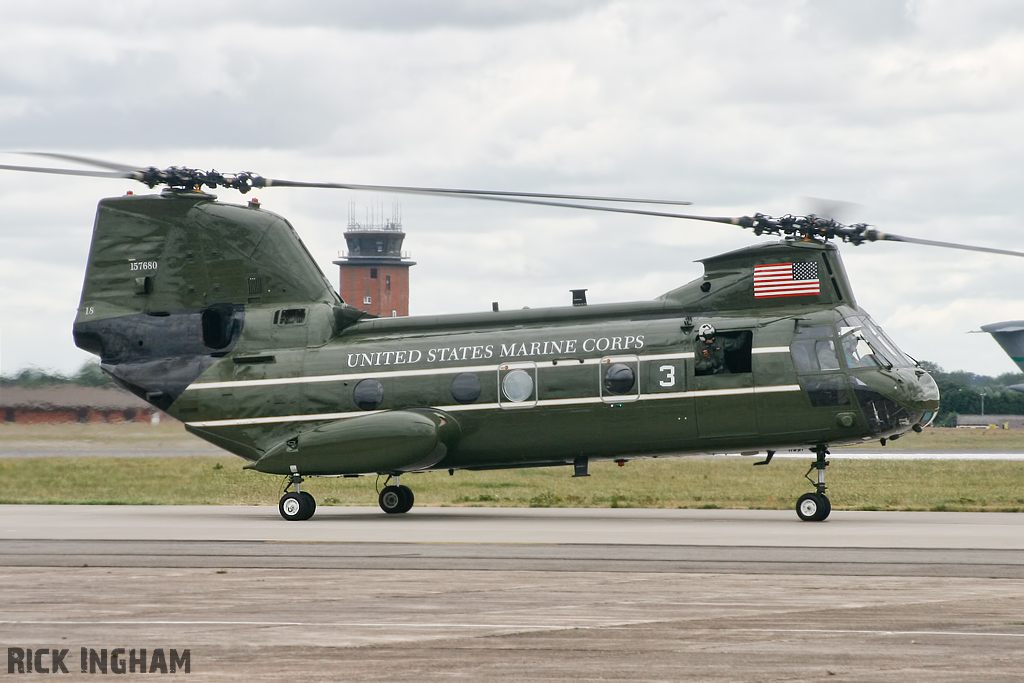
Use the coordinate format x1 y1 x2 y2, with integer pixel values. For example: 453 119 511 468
3 505 1024 573
3 505 1024 681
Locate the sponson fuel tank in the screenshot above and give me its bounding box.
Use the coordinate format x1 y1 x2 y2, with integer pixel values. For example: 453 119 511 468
245 409 461 476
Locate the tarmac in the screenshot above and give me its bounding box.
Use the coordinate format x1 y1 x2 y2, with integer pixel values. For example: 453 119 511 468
2 505 1024 681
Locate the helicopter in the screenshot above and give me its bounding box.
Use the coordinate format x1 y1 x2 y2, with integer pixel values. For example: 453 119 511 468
4 153 1023 523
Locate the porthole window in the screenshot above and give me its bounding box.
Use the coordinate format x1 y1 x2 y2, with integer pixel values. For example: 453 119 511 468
501 369 534 403
604 363 636 395
451 372 482 404
353 379 384 410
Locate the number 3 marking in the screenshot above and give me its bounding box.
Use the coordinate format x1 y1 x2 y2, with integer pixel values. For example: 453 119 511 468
658 364 676 387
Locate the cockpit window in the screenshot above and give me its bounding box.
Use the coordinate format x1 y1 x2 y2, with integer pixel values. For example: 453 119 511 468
837 316 915 369
863 317 915 367
792 325 840 373
838 327 879 368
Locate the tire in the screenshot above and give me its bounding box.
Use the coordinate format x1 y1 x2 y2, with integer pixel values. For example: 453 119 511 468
379 486 404 514
816 494 832 521
299 491 316 520
279 492 306 521
796 492 830 522
396 485 415 514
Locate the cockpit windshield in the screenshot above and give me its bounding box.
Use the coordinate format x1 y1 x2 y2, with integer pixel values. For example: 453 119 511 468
836 316 916 369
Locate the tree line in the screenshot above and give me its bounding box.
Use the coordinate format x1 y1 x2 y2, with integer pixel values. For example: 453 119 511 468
1 363 112 388
918 361 1024 426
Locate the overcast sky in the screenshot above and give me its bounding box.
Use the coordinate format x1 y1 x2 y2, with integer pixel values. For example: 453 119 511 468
3 0 1024 377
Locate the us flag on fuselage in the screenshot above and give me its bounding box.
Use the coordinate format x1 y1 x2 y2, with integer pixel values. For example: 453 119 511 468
753 262 820 298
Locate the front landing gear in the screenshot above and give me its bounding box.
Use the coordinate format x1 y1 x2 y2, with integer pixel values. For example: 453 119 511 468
796 445 831 522
379 476 415 514
279 468 316 521
796 492 831 522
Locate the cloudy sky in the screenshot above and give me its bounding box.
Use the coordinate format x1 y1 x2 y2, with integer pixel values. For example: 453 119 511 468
2 0 1024 377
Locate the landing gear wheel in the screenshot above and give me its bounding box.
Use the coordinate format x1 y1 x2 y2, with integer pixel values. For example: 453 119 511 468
379 485 414 514
379 486 402 514
279 491 315 521
299 491 316 519
396 485 414 513
279 468 316 521
796 492 831 522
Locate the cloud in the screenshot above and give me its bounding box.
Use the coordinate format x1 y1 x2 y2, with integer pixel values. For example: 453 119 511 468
3 0 1024 376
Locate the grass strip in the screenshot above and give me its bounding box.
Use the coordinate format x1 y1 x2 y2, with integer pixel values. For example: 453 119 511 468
3 456 1024 512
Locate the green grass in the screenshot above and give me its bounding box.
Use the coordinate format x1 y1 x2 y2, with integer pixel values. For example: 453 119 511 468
2 455 1024 512
1 422 1023 511
838 427 1024 450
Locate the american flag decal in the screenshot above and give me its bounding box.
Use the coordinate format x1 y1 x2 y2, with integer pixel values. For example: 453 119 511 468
753 262 820 298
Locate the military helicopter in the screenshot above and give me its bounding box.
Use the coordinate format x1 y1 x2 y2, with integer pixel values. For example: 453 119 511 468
5 153 1023 522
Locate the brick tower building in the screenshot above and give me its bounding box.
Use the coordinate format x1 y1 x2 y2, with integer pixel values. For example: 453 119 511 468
333 204 415 317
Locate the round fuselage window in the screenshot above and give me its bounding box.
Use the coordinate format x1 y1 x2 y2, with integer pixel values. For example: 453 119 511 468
604 363 636 395
501 369 534 402
451 372 482 404
353 378 384 410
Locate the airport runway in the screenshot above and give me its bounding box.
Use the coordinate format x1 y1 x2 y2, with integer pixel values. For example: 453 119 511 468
3 505 1024 681
3 505 1024 576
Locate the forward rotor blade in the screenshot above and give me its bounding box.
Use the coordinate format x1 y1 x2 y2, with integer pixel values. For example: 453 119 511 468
0 162 135 180
295 185 730 219
262 178 692 206
871 231 1024 258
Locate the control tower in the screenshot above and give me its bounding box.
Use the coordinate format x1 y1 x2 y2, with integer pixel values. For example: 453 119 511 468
333 202 415 317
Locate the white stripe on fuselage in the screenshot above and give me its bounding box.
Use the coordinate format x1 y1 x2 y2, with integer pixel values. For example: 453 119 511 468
183 383 802 429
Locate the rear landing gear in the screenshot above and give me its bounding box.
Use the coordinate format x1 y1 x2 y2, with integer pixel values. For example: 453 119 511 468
379 475 414 514
796 445 831 522
279 469 316 521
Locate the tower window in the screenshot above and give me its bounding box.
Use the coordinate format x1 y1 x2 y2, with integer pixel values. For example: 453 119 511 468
386 275 391 291
370 268 378 279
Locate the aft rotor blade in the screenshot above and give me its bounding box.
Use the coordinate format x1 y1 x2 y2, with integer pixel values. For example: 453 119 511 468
0 162 135 180
18 152 142 173
872 231 1024 258
1 153 693 206
262 178 692 206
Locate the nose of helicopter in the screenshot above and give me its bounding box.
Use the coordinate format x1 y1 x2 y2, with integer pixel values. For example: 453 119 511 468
889 366 941 411
849 367 940 436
